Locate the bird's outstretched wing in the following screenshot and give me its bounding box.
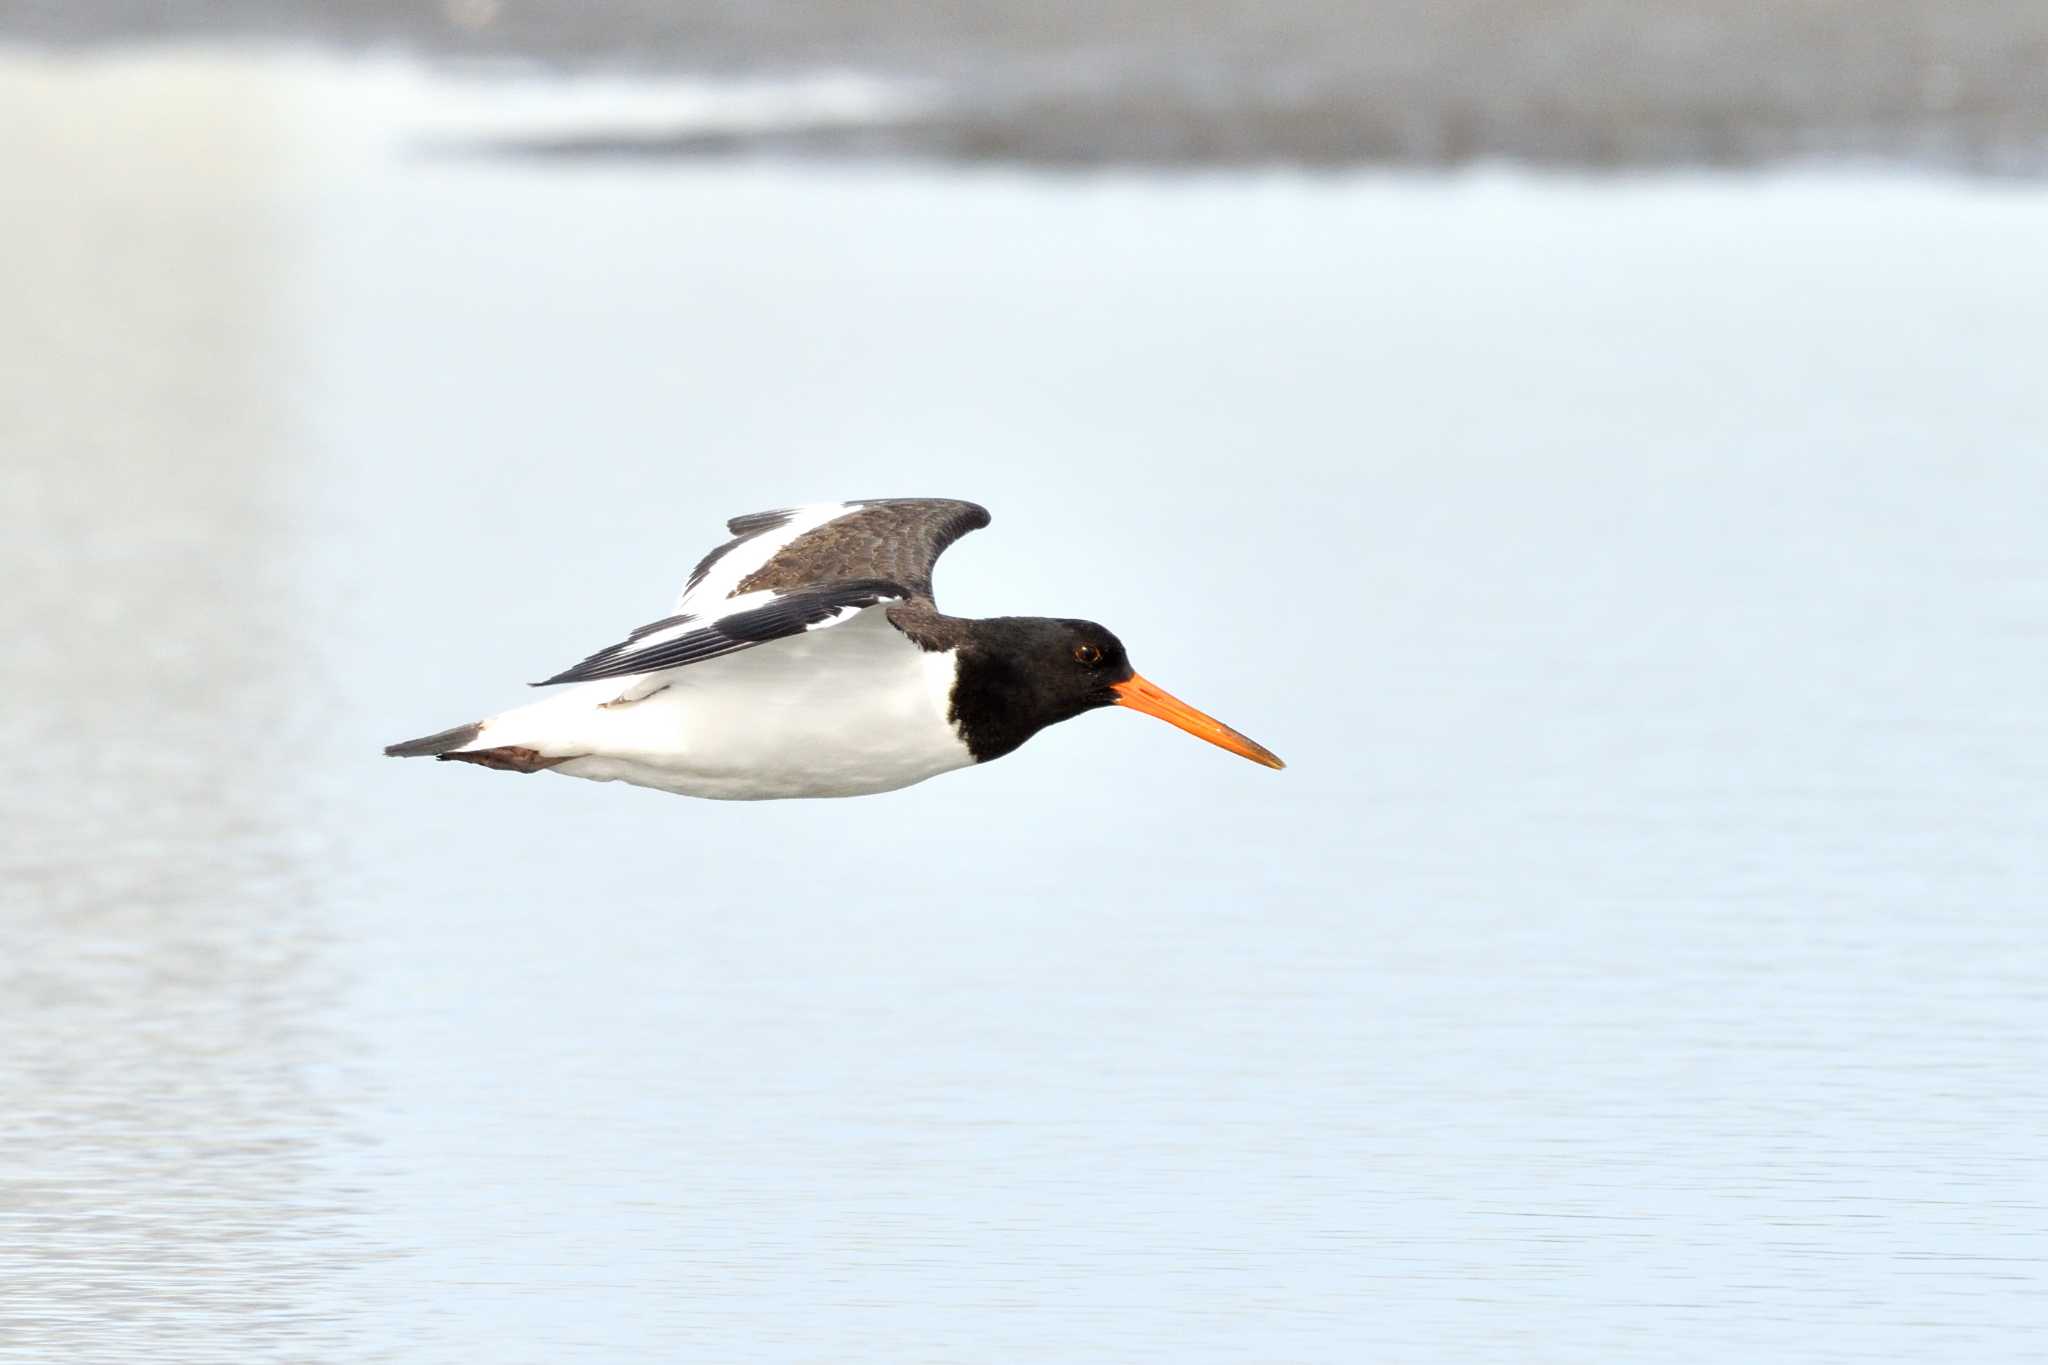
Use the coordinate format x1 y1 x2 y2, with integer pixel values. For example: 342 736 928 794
677 498 990 610
535 578 909 687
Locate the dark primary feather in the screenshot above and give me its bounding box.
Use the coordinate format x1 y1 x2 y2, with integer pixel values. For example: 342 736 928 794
719 498 990 603
725 509 798 537
534 578 910 686
538 609 701 681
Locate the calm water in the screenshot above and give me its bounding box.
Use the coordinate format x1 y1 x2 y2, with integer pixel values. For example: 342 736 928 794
3 52 2045 1364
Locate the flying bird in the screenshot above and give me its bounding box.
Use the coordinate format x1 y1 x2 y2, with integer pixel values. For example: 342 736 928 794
385 498 1283 800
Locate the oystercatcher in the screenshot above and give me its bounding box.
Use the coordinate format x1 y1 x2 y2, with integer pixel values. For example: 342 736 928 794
386 498 1283 800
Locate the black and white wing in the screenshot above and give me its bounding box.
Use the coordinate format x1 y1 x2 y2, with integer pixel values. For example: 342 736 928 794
535 578 909 687
535 498 987 689
676 498 989 611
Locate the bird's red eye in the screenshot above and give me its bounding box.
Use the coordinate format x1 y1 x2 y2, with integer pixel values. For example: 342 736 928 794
1074 643 1104 666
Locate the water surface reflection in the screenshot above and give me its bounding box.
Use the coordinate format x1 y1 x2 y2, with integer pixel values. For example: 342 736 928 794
0 58 363 1363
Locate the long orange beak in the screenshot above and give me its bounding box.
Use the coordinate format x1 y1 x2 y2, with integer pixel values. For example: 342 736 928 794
1110 674 1285 769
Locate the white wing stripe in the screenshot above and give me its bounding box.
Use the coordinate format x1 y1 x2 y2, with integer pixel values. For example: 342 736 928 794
621 615 699 652
676 503 859 611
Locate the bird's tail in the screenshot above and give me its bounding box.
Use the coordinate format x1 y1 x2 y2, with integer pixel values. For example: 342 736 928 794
384 721 485 758
384 701 584 773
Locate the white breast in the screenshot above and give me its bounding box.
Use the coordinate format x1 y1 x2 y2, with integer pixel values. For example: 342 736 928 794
534 608 972 800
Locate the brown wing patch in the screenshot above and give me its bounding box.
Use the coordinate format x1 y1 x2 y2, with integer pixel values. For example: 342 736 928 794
734 499 989 602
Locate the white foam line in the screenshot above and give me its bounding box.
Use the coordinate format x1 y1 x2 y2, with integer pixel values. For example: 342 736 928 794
0 45 936 156
398 64 937 144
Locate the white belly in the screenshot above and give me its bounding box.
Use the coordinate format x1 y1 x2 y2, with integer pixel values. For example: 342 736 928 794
492 611 973 800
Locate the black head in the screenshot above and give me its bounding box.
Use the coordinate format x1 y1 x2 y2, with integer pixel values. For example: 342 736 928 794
950 617 1130 762
952 616 1284 770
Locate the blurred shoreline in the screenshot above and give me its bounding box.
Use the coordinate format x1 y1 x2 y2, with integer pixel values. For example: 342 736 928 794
8 1 2048 173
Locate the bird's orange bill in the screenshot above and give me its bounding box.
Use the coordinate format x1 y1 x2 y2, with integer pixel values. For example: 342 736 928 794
1111 674 1285 769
